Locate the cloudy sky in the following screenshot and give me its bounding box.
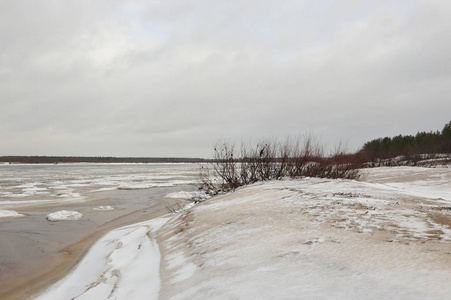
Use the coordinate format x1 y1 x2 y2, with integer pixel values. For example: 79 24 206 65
1 0 450 158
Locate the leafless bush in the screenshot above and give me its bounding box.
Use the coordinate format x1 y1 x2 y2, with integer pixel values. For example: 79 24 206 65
199 136 362 195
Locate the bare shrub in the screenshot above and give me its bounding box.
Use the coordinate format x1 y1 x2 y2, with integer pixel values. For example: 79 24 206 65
199 165 219 195
165 201 187 214
199 135 362 195
209 140 242 193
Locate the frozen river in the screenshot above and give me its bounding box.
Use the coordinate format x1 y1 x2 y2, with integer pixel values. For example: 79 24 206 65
0 163 202 299
0 163 201 209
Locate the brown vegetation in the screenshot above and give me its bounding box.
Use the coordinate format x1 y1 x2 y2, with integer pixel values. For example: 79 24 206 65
200 136 363 195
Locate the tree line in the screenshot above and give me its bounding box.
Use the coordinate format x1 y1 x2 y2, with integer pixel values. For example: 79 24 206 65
361 121 451 159
0 156 209 164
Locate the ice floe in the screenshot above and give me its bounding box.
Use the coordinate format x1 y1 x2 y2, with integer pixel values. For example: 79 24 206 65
0 210 24 218
93 206 114 210
46 210 83 221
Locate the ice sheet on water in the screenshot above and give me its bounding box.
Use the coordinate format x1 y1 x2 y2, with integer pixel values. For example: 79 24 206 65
1 163 201 208
88 187 118 193
0 199 61 209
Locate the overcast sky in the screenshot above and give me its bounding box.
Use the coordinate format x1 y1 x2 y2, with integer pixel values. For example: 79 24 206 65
1 0 450 158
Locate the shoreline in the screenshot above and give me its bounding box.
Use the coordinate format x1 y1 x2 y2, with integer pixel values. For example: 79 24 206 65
31 167 451 299
3 166 450 299
1 206 170 300
0 157 209 164
0 187 190 300
3 227 105 300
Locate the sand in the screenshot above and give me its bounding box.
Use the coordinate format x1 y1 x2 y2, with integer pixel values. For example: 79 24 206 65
0 186 190 300
34 167 451 299
4 167 451 299
155 173 451 299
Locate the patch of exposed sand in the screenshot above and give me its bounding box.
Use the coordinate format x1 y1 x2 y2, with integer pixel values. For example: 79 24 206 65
26 167 451 299
156 172 451 299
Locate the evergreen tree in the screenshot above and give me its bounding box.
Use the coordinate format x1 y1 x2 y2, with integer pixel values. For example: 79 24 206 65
362 120 451 158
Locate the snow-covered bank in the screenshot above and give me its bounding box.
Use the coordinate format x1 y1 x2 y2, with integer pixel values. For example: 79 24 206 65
165 191 209 201
157 177 451 299
363 166 451 203
36 217 170 299
37 167 451 299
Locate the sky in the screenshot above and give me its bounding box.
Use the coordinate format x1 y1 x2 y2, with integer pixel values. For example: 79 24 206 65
1 0 450 158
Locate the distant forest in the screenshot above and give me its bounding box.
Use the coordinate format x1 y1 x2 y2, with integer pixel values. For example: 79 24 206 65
3 121 451 165
0 156 209 164
362 121 451 158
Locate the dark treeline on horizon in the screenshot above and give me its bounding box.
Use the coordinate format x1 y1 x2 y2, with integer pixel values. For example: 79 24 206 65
361 120 451 159
3 121 451 165
0 156 211 164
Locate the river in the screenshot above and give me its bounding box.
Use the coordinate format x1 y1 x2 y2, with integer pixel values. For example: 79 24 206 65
0 163 202 299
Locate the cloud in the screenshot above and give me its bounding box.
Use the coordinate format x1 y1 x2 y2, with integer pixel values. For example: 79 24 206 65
1 0 450 157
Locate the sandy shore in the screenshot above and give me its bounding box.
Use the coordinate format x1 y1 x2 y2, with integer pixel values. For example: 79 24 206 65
0 186 190 300
156 173 451 299
32 167 451 299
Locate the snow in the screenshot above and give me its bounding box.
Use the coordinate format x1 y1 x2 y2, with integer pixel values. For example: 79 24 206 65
36 217 170 300
89 187 117 192
363 166 451 202
46 210 83 221
0 195 86 209
93 205 114 210
37 167 451 299
0 184 49 198
0 209 24 218
0 199 58 208
118 180 196 190
0 163 200 209
165 191 209 201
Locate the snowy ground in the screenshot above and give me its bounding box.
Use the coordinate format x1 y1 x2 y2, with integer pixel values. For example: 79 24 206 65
36 167 451 300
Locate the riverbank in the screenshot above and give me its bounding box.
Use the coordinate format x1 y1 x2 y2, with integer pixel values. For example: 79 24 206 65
0 163 201 299
35 167 451 299
0 186 193 300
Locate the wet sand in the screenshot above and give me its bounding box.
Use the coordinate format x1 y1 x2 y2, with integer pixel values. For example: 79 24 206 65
0 185 191 300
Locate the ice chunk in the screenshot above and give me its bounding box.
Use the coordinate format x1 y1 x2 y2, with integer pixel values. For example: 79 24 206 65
93 206 114 210
0 210 25 218
46 210 83 221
